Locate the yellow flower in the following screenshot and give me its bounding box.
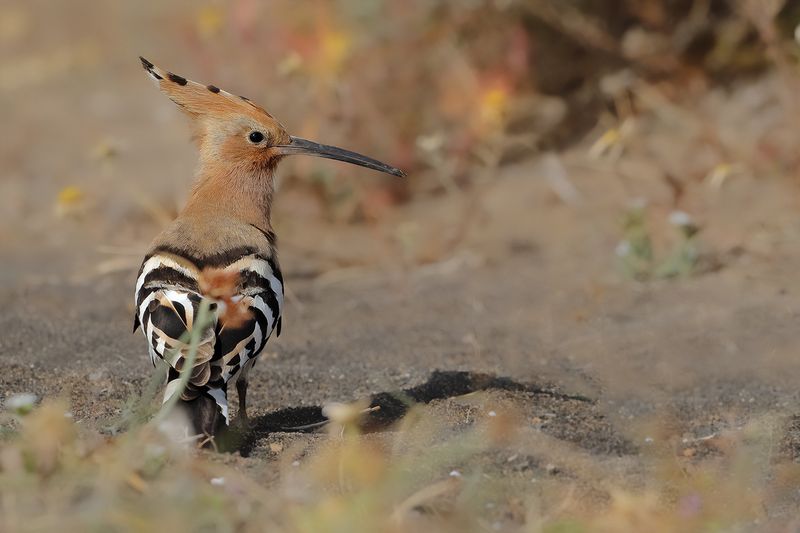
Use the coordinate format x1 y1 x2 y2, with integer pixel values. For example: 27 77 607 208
479 86 509 128
57 185 84 206
316 29 352 78
56 185 88 217
196 6 224 40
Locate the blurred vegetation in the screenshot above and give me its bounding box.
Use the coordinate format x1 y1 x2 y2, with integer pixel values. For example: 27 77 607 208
26 1 800 208
175 0 800 176
2 397 800 532
2 0 800 226
616 205 703 280
179 0 800 223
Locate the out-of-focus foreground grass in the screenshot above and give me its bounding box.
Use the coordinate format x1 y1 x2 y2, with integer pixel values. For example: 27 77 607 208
2 398 800 532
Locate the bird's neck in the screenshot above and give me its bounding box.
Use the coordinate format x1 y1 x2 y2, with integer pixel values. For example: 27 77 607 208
182 160 275 231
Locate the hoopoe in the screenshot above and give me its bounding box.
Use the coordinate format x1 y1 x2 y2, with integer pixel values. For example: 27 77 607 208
133 57 404 440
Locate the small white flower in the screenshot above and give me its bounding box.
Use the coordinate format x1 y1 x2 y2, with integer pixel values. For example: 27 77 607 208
669 210 693 227
5 393 37 415
210 477 225 486
449 470 462 477
629 197 648 210
146 444 166 458
416 133 445 153
322 402 362 425
615 240 631 257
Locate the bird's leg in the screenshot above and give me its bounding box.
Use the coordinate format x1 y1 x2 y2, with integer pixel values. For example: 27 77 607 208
236 378 249 428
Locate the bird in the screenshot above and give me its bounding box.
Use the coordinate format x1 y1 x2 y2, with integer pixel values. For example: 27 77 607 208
133 57 405 442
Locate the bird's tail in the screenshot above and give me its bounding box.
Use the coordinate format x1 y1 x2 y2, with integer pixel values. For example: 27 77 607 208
165 378 229 444
180 395 225 441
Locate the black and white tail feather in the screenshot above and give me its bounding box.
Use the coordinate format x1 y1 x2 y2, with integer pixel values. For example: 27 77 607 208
134 247 283 437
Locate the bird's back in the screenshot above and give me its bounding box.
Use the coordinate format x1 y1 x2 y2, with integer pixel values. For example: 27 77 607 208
134 214 283 424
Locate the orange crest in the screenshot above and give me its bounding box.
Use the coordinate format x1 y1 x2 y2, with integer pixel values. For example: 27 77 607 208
140 57 279 125
139 57 405 178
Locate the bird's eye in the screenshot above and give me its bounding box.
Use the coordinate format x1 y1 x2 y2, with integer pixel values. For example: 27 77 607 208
248 131 265 144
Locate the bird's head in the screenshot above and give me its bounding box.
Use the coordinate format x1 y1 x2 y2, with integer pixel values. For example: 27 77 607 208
139 57 404 178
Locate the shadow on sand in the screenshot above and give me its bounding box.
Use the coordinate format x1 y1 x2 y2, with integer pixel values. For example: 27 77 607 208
223 370 591 456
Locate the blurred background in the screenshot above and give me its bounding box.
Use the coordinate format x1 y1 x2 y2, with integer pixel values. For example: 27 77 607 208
3 0 799 283
5 1 800 529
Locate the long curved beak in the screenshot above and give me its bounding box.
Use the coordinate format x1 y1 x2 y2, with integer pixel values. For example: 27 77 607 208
275 136 406 178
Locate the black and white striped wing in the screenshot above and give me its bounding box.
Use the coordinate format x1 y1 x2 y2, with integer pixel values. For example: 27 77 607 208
133 252 284 410
215 255 284 382
135 259 220 392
